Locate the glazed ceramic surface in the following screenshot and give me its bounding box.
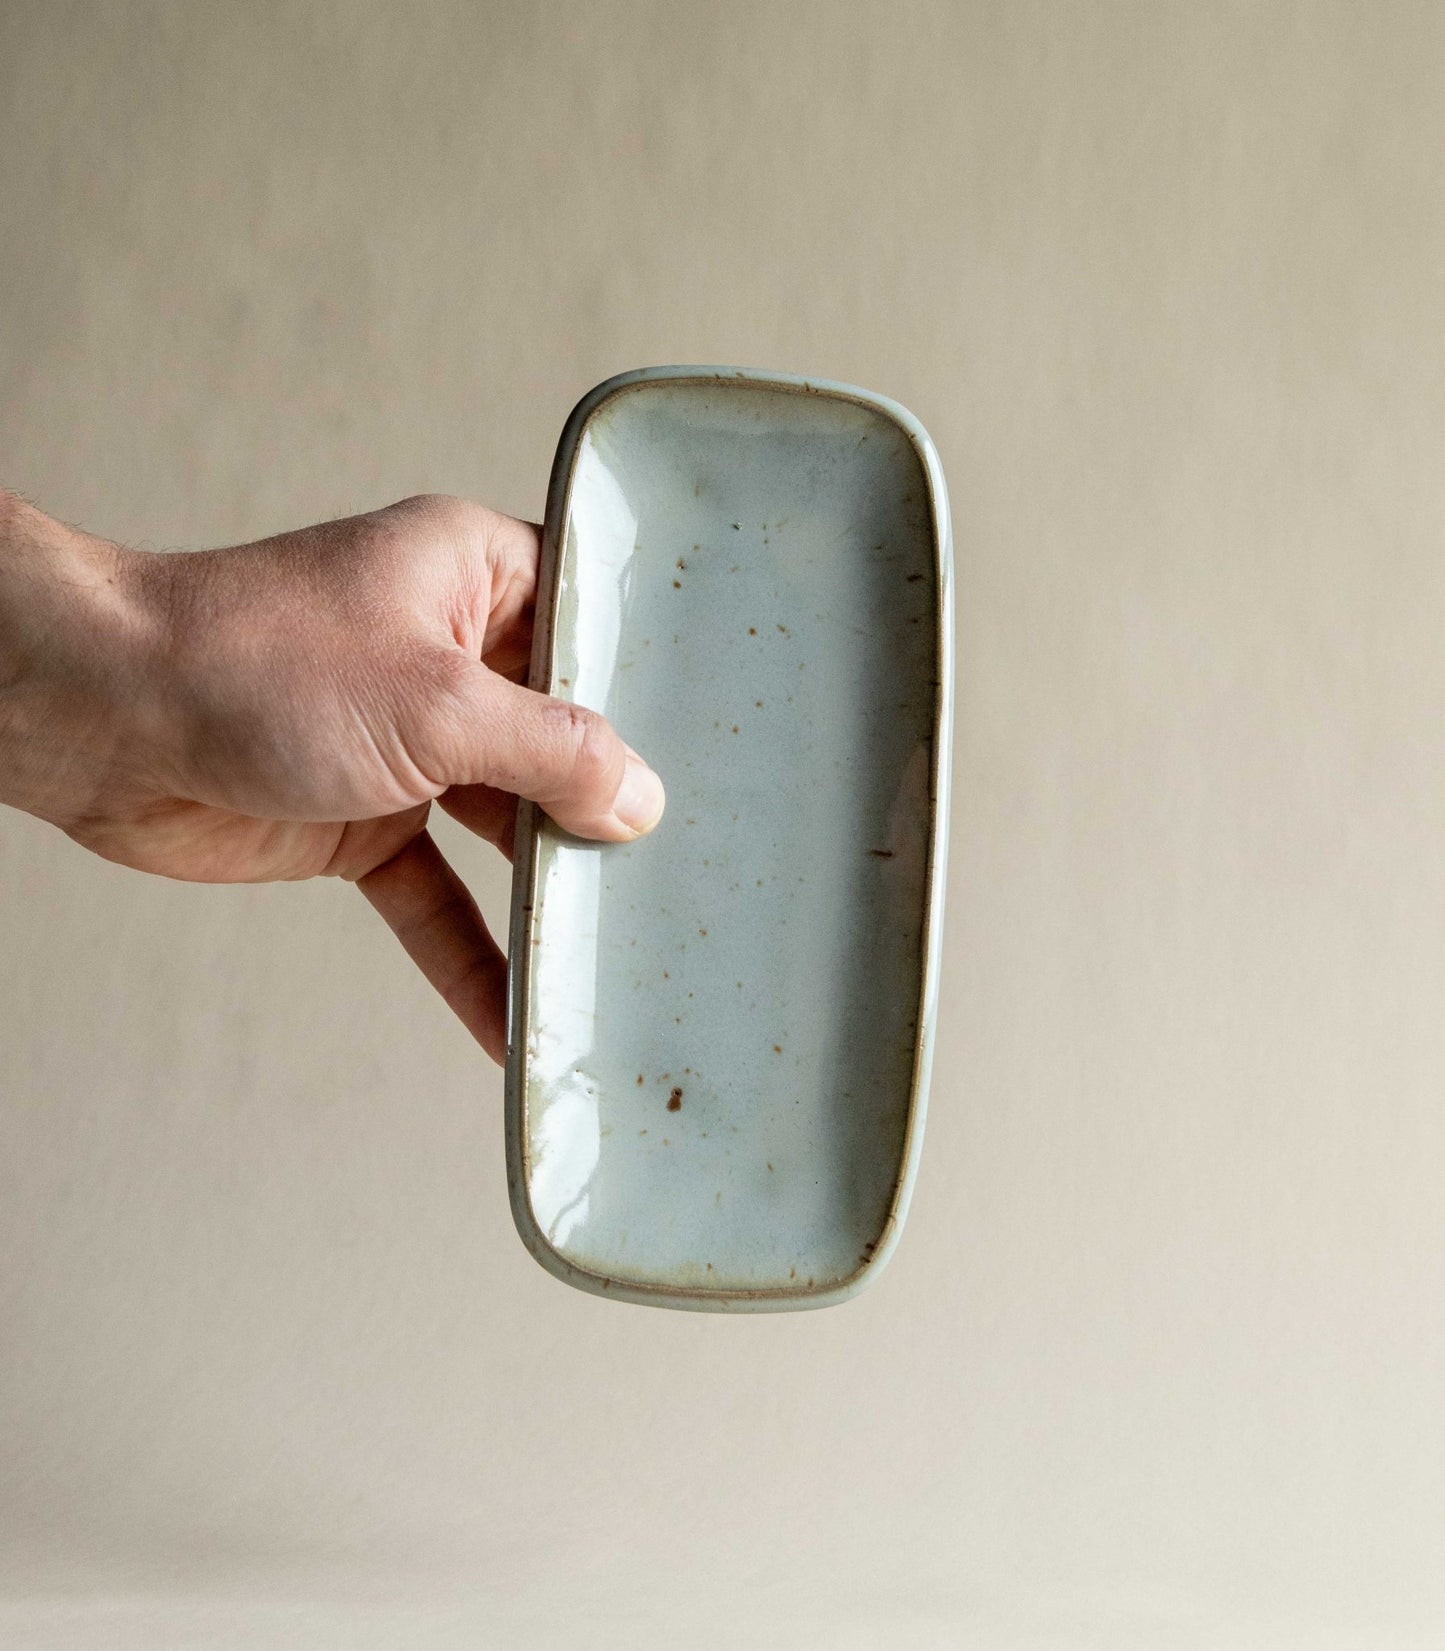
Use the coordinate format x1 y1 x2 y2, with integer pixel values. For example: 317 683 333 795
506 367 952 1310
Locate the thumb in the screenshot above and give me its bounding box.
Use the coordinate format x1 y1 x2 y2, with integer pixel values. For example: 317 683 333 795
428 661 666 842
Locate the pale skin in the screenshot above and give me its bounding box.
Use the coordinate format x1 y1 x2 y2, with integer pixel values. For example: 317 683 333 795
0 489 666 1062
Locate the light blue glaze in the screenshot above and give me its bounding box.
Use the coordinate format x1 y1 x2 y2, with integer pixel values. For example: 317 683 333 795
506 367 952 1310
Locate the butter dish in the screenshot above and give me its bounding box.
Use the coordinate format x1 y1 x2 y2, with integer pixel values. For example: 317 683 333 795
505 367 952 1310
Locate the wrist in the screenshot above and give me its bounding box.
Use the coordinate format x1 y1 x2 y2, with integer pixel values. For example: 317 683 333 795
0 492 170 826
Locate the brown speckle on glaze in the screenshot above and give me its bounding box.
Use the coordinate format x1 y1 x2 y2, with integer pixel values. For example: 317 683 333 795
667 1088 683 1111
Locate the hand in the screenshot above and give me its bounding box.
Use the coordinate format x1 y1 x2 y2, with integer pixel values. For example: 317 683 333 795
0 491 665 1061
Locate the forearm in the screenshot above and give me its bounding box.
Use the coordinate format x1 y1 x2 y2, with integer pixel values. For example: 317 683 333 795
0 491 162 826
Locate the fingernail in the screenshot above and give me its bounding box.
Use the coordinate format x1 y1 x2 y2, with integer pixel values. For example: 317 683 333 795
612 752 666 835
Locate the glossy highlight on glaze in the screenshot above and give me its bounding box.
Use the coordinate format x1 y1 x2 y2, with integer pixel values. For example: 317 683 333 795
506 367 953 1311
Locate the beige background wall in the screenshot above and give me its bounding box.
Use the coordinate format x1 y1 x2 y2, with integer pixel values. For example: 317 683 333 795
4 3 1445 1646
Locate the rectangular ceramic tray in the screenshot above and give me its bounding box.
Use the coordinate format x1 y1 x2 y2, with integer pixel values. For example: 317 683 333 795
506 366 952 1310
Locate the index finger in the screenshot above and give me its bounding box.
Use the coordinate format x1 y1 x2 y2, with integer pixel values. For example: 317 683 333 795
356 830 509 1062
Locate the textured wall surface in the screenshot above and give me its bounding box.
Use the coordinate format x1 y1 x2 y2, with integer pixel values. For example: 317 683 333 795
4 4 1445 1646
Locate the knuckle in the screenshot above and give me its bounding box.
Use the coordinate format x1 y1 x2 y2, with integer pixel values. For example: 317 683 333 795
391 493 491 539
365 494 464 557
386 491 457 521
558 702 620 801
